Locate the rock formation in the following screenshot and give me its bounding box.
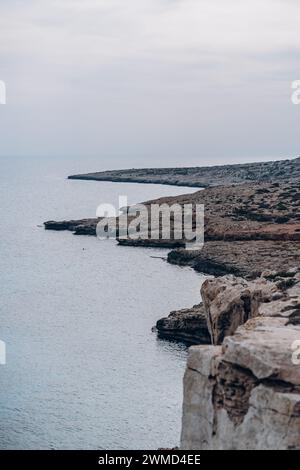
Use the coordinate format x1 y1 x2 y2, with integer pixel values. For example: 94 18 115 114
168 240 300 278
45 178 300 277
68 156 300 188
155 303 211 345
44 157 300 449
180 269 300 450
44 218 100 235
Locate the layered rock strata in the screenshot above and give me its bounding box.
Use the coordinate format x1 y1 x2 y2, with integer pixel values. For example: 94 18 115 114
180 269 300 450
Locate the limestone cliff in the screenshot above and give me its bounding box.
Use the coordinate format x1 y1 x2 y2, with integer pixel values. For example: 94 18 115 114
68 156 300 188
180 269 300 450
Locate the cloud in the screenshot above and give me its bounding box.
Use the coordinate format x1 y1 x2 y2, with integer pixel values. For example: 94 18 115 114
0 0 300 163
2 0 300 68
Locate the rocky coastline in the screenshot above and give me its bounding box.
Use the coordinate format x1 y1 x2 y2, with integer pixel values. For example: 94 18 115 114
68 156 300 187
45 156 300 449
154 303 211 345
45 158 300 282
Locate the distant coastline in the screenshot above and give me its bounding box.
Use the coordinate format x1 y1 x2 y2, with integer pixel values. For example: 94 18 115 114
68 156 300 188
46 156 300 280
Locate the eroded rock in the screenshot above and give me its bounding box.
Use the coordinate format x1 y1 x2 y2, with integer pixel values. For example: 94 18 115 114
155 303 210 345
181 271 300 450
201 270 300 345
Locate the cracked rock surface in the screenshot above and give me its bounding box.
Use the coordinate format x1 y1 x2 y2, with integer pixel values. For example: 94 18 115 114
180 269 300 450
155 303 211 345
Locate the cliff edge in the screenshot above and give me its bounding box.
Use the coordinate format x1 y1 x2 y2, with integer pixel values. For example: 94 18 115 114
180 269 300 450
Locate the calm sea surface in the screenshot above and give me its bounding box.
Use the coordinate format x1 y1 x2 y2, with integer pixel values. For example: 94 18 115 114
0 156 206 449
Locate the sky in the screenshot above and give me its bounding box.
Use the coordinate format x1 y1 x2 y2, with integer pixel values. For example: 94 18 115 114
0 0 300 167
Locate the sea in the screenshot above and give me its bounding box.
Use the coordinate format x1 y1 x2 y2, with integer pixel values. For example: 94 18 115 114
0 155 206 449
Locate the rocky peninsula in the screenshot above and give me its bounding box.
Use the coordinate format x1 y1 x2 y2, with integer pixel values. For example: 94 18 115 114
45 156 300 449
46 157 300 282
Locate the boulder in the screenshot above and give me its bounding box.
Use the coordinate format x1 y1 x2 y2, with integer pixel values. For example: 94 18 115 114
155 303 210 345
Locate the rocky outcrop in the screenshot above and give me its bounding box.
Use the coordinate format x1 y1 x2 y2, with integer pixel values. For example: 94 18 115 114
180 269 300 450
155 303 211 345
201 275 279 344
124 179 300 244
201 269 300 344
118 238 185 249
168 241 300 279
44 218 99 235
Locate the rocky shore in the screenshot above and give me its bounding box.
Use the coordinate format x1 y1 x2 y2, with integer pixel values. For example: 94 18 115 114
45 156 300 449
46 160 300 279
155 303 211 345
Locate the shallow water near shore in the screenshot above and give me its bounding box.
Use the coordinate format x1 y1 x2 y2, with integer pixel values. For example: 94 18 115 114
0 155 205 450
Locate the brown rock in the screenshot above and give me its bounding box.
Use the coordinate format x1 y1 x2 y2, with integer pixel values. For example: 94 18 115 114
155 303 211 345
180 272 300 450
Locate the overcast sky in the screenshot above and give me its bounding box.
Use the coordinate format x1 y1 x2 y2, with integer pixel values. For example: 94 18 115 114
0 0 300 166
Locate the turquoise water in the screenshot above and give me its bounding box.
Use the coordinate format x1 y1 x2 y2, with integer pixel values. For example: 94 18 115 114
0 156 205 449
